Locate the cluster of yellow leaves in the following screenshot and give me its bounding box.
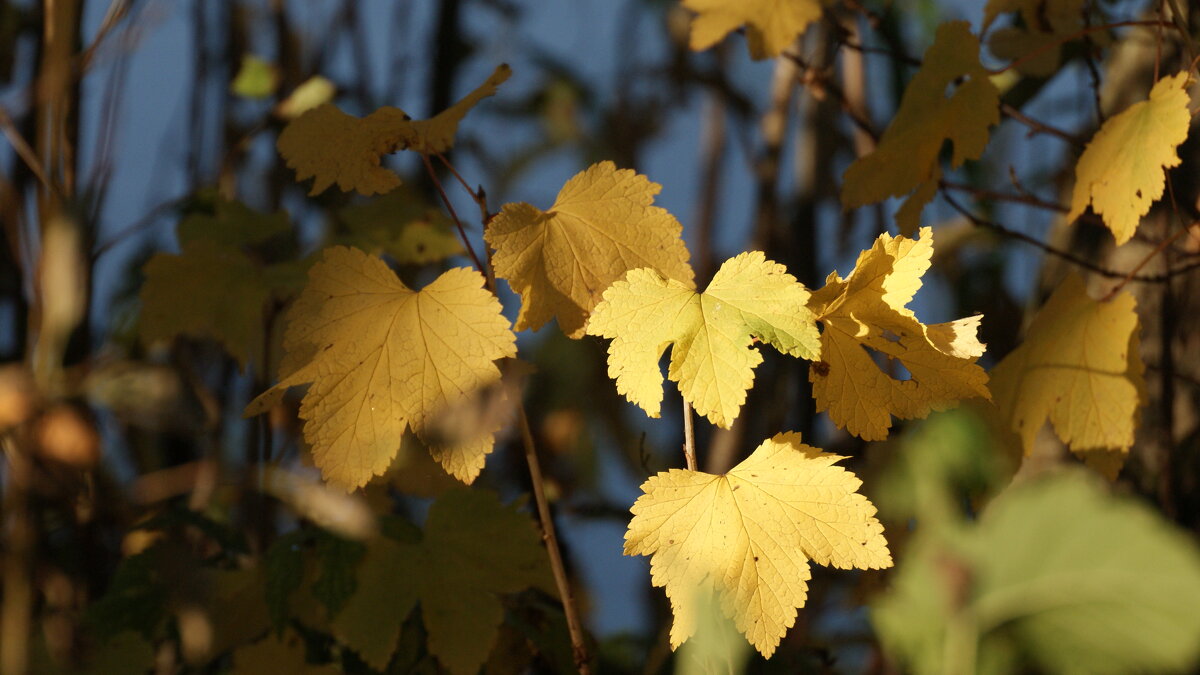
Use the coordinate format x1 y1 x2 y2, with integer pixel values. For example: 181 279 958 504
140 198 303 372
586 252 819 428
681 0 823 59
989 273 1145 472
625 432 891 657
277 65 511 195
244 246 516 489
808 227 990 440
486 161 692 337
331 489 554 675
1068 71 1193 245
841 21 999 234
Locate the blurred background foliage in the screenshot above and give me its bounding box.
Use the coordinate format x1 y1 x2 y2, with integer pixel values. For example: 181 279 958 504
1 0 1200 673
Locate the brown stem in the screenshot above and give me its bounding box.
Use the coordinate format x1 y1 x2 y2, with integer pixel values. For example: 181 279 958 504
518 408 592 673
1000 103 1084 146
1101 222 1194 300
433 152 591 671
989 20 1177 76
0 435 33 675
939 179 1068 213
420 153 487 273
682 399 697 472
0 107 57 196
942 192 1200 282
782 51 880 144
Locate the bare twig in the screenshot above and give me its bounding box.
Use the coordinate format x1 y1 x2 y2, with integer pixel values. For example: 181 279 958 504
783 52 880 144
940 179 1068 212
837 39 920 67
990 20 1178 76
1101 222 1194 300
942 192 1200 282
1000 103 1084 146
517 409 592 673
90 194 190 261
0 107 57 196
682 399 697 472
0 435 33 675
436 154 592 673
421 153 487 273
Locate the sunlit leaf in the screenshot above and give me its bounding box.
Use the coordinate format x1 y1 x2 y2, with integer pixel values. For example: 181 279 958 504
808 227 990 440
626 432 891 657
486 161 692 337
587 252 819 427
244 246 516 489
988 273 1145 463
1067 71 1193 245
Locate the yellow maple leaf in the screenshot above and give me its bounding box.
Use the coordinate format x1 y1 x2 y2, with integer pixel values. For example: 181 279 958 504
244 246 516 489
808 227 989 440
625 432 891 657
681 0 822 59
586 252 820 428
278 65 511 195
989 272 1145 458
486 161 692 337
1067 71 1193 245
842 22 998 226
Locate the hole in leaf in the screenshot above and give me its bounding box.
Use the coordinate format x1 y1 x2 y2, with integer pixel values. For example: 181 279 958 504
861 343 912 382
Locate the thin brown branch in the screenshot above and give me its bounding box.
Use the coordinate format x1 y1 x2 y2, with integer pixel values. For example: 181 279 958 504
682 399 697 472
939 179 1069 212
989 20 1178 76
783 52 880 144
421 153 487 273
1000 103 1084 146
0 434 33 675
435 152 499 290
837 39 921 67
518 408 592 674
1102 168 1194 300
90 194 189 261
435 153 591 672
1080 8 1106 125
78 0 132 71
942 192 1199 283
0 107 57 196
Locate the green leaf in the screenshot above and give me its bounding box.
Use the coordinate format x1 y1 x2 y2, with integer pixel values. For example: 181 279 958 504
265 530 310 633
140 200 301 372
86 552 167 640
311 533 365 617
80 632 156 675
337 188 463 264
177 198 291 249
332 488 554 675
874 470 1200 674
231 54 279 99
